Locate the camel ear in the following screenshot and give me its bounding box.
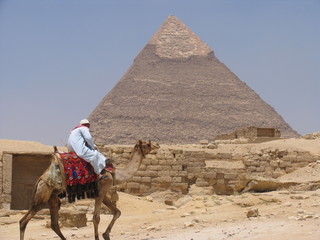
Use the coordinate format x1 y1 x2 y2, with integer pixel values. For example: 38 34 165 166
139 140 143 145
148 140 151 145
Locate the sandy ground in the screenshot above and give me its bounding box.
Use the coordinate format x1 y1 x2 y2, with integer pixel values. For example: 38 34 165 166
1 189 320 240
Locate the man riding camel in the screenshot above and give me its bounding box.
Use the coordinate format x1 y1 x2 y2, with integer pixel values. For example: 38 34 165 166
67 119 109 180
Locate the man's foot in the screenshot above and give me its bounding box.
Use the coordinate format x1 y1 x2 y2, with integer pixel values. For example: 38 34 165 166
98 174 108 182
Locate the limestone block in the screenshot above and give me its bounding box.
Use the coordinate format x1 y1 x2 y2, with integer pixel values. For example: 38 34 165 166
285 167 295 173
247 167 256 173
139 184 151 194
176 171 188 177
195 178 210 187
159 160 167 165
147 165 161 171
143 159 152 165
172 165 183 171
156 153 166 158
169 149 183 154
151 159 159 165
140 177 152 183
147 171 159 177
112 147 124 154
217 179 225 185
127 182 140 189
154 176 172 183
146 154 157 160
172 177 182 183
158 171 171 177
122 147 132 153
135 170 147 177
59 209 87 228
131 176 142 182
244 160 254 166
160 165 172 171
187 173 195 179
166 159 175 165
203 172 216 179
139 164 147 171
224 173 238 180
171 183 188 193
216 173 224 179
122 153 131 159
256 166 266 172
270 161 279 168
187 166 201 173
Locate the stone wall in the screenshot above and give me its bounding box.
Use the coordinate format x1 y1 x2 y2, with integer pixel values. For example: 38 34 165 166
100 144 320 196
215 126 281 141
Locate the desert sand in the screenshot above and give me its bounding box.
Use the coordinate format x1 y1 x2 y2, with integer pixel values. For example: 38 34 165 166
1 136 320 240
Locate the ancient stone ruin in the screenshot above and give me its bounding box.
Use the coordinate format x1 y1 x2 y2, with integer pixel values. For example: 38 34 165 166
89 15 298 145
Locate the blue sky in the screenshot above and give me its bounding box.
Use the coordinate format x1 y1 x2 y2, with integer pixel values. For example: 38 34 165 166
0 0 319 146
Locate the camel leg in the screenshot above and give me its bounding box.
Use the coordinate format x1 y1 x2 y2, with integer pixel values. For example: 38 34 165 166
19 202 43 240
20 179 53 240
48 194 66 240
101 196 121 240
93 193 105 240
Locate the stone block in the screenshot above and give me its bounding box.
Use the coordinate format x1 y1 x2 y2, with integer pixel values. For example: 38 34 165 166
59 209 87 228
122 153 131 159
131 176 141 182
147 165 161 171
143 159 152 165
146 171 159 177
187 166 201 173
151 159 159 165
203 172 216 179
224 173 238 180
159 160 167 165
172 177 182 183
158 171 171 177
216 173 224 179
126 182 140 189
172 165 183 171
160 165 172 171
244 160 254 166
141 177 152 183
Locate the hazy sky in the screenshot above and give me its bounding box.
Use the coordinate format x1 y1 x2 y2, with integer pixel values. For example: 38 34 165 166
0 0 319 146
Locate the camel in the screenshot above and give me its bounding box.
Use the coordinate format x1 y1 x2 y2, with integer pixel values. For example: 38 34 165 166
19 140 160 240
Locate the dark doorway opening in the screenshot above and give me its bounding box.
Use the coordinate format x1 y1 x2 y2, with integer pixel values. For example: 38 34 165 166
11 154 51 210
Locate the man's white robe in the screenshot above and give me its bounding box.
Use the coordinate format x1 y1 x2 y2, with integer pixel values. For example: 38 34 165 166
67 126 105 174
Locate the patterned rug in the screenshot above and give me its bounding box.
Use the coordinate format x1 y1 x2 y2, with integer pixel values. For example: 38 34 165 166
58 152 98 203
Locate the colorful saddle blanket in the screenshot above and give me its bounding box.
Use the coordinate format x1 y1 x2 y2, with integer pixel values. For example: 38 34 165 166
58 152 98 202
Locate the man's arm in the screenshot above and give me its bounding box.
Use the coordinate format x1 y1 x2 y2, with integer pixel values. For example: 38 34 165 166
80 127 95 149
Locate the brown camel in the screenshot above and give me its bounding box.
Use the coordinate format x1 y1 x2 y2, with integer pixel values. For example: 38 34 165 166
19 140 160 240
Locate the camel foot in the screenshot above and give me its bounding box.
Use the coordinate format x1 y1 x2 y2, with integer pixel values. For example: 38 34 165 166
102 232 110 240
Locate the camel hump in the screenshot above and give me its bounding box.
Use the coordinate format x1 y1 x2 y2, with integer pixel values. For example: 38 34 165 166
53 146 58 153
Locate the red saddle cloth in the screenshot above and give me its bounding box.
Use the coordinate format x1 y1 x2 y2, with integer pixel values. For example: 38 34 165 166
59 152 97 185
58 152 98 202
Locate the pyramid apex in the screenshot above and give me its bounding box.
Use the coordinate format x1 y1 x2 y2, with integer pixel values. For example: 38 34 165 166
148 16 212 59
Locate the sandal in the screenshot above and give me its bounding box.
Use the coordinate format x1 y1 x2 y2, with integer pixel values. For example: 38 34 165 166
98 175 108 182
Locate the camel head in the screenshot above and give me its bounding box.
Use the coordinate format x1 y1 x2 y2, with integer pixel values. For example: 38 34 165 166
134 140 160 156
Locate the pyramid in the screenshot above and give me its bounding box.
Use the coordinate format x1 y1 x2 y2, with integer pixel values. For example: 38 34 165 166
89 16 299 144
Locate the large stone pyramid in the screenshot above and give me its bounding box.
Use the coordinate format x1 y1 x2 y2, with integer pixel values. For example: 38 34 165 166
89 15 299 144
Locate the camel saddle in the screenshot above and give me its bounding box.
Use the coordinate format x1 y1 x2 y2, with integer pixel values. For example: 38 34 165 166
58 152 99 203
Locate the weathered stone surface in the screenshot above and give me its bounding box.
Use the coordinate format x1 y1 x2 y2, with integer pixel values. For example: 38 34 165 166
89 15 298 145
59 209 87 228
